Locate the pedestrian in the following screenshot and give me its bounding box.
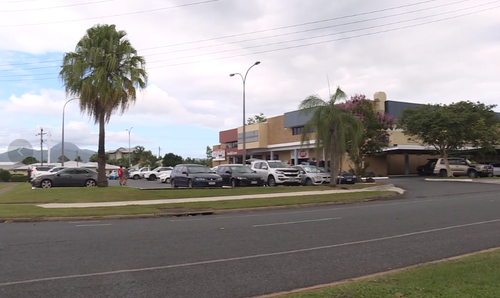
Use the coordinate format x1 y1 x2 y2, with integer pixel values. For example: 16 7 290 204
118 166 124 186
123 167 130 186
27 167 31 183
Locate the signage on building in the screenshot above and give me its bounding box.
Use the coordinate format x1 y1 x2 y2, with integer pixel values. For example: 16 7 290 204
291 149 309 159
212 149 226 161
226 149 240 156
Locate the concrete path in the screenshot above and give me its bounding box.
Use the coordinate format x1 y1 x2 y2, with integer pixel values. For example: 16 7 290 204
37 184 404 209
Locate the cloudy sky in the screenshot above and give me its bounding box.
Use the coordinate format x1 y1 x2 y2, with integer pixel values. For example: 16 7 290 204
0 0 499 159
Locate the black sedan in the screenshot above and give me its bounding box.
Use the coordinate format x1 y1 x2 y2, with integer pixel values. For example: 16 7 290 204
216 164 265 187
31 167 98 188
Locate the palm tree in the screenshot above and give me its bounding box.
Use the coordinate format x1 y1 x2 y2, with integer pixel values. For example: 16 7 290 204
299 87 364 187
59 24 147 187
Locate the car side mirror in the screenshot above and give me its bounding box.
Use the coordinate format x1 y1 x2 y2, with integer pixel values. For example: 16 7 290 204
56 173 60 176
262 166 268 170
182 171 188 175
225 170 231 174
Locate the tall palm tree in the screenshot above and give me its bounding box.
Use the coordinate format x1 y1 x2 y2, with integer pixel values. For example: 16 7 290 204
299 87 364 187
59 24 147 187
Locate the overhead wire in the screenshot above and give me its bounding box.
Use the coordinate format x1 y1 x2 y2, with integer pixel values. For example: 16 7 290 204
0 0 112 13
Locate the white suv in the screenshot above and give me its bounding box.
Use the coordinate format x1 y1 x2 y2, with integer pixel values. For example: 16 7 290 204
129 167 150 180
250 160 301 186
143 166 173 181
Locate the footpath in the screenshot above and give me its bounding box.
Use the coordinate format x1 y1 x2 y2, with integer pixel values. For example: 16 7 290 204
37 184 405 209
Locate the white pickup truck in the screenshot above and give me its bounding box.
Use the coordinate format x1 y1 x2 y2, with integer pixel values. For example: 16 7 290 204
249 160 301 186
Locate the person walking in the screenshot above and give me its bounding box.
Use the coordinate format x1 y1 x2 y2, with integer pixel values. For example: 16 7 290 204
123 167 130 186
118 166 124 186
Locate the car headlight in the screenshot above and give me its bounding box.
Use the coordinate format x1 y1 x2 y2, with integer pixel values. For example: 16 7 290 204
195 177 206 181
216 177 223 181
315 175 322 179
275 170 283 174
237 176 247 180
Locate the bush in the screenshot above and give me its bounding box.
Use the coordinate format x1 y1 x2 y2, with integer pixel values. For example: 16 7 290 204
0 170 11 182
10 174 28 182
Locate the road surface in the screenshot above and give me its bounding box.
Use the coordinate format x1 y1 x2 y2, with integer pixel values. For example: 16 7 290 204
1 178 499 298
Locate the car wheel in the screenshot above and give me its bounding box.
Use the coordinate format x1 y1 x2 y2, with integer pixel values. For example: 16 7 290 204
305 178 313 186
171 179 178 189
468 170 478 178
148 175 156 181
267 176 276 187
487 172 493 178
231 179 236 188
187 179 193 189
133 175 140 180
41 180 52 189
85 179 97 187
439 169 447 177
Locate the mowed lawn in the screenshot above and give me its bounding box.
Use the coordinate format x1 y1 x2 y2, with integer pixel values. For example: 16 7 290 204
0 182 386 204
280 248 500 298
0 191 393 218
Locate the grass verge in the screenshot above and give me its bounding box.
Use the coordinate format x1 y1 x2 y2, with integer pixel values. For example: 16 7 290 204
0 183 12 190
0 182 386 204
0 191 393 219
277 248 500 298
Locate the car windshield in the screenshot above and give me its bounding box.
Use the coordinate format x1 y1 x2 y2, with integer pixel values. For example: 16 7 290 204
268 162 290 168
230 166 253 173
187 166 211 173
301 166 321 173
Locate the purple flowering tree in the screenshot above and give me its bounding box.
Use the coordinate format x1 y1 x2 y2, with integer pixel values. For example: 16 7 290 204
338 94 394 177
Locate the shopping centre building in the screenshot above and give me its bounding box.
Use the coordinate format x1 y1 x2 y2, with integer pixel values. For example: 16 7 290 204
212 92 498 176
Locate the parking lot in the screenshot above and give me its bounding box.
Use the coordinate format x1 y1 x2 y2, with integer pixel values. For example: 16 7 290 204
108 178 172 189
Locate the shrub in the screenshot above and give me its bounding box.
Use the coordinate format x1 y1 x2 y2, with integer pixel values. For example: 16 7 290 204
0 170 11 182
10 174 28 182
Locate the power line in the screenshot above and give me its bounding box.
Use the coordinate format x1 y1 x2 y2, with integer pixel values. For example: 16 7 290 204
1 1 498 81
0 0 112 13
0 0 444 67
0 0 219 27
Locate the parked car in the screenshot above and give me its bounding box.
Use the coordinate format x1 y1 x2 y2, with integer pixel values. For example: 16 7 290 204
143 167 173 181
31 167 98 188
30 166 54 178
416 158 438 176
159 171 172 183
129 167 150 180
433 157 493 178
216 164 265 187
250 160 301 186
170 164 223 188
337 171 357 184
293 165 330 186
490 163 500 177
107 170 118 180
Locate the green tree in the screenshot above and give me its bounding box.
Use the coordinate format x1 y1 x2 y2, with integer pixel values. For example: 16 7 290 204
59 24 147 187
206 146 213 166
74 156 82 162
338 94 394 177
58 155 70 163
398 101 500 177
299 87 364 187
21 156 39 165
247 112 267 125
162 153 183 167
89 153 98 162
0 169 11 182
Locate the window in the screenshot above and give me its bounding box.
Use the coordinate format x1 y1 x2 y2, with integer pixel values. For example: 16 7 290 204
292 126 315 135
225 141 238 149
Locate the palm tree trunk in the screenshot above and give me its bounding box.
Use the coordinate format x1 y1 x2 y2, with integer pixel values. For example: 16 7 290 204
329 134 338 187
97 113 108 187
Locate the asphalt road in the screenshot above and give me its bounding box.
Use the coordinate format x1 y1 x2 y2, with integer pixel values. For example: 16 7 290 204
1 178 500 298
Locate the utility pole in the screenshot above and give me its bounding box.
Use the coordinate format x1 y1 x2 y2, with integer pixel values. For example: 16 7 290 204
76 150 79 166
47 132 52 164
36 128 47 166
158 146 161 158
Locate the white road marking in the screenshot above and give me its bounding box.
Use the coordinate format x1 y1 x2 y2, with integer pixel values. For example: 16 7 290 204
253 217 341 228
1 218 500 287
75 224 111 227
170 199 436 222
68 221 101 224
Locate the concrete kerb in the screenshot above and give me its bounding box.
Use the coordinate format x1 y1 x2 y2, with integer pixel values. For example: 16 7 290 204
35 184 404 209
425 178 500 183
2 192 403 223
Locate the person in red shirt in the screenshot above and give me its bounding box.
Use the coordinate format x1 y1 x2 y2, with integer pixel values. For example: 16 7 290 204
118 166 124 186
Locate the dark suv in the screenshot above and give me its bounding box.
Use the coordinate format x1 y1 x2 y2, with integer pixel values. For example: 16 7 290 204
170 164 223 188
416 158 438 176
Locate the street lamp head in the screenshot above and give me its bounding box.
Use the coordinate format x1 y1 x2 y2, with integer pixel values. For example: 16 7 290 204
254 61 261 65
229 73 235 77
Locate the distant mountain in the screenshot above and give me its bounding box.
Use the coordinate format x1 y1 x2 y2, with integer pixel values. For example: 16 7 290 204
0 142 96 163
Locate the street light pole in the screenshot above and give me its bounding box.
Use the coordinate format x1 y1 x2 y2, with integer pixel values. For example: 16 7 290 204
230 61 261 165
126 127 133 167
61 98 78 166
